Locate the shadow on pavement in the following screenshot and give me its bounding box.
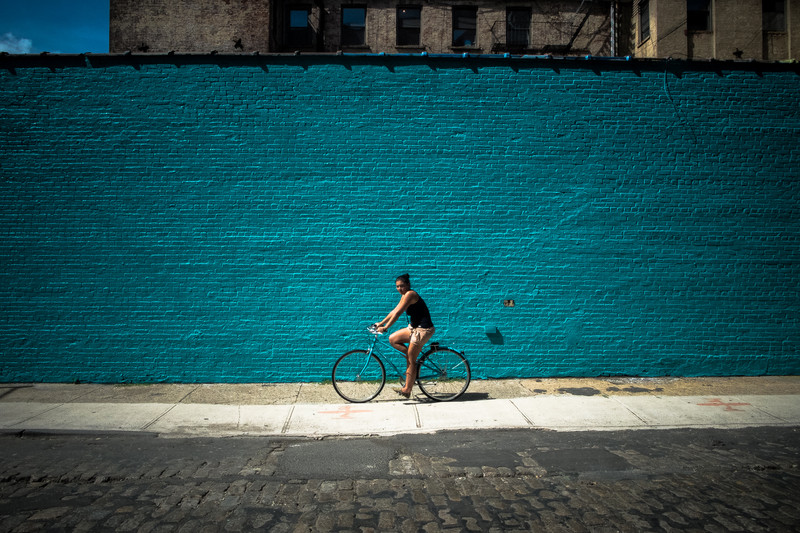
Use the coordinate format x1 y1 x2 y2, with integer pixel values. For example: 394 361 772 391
455 392 490 402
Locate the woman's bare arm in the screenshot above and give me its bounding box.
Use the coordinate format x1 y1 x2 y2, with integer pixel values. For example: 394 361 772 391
376 291 419 332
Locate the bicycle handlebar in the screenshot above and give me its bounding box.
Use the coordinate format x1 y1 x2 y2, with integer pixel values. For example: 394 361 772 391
368 324 385 335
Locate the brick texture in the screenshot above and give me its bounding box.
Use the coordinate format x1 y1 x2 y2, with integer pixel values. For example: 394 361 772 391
110 0 270 54
0 55 798 382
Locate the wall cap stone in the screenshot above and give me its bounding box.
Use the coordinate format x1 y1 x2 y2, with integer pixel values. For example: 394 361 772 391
1 51 799 74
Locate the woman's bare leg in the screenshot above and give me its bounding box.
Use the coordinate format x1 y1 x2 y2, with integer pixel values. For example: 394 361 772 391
389 328 410 356
389 329 411 357
402 342 424 393
390 329 419 393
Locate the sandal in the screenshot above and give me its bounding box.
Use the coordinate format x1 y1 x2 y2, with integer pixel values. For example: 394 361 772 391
393 388 411 399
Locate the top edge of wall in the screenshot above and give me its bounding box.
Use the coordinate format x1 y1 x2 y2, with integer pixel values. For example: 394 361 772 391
1 52 799 74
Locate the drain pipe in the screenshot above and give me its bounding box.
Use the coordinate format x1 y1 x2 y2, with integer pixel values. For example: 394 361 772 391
610 0 617 56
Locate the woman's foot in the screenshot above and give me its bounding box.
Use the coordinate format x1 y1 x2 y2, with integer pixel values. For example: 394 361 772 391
393 387 411 398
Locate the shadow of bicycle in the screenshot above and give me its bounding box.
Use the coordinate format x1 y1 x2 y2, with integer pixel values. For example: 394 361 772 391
414 391 490 403
456 392 491 401
0 384 33 400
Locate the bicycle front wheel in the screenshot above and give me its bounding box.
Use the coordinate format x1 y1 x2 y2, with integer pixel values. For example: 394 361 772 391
417 347 471 401
332 350 386 403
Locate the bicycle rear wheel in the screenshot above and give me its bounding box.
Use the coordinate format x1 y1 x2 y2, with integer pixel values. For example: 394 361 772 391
332 350 386 403
417 347 471 401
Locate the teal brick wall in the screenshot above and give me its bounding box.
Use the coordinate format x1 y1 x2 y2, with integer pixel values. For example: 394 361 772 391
1 55 798 382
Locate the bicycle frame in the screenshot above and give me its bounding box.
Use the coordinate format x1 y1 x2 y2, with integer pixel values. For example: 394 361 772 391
364 330 408 383
363 328 455 383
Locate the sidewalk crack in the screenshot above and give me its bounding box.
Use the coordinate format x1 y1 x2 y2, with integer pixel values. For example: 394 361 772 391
8 404 63 427
177 385 199 404
610 396 650 426
281 405 295 434
141 404 177 431
509 399 534 426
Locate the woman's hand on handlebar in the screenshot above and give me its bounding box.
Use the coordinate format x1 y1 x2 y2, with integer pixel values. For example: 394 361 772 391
372 323 388 334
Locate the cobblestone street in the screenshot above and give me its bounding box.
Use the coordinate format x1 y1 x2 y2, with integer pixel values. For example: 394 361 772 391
2 427 799 532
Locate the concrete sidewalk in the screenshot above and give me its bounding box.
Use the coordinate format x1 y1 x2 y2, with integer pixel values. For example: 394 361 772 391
1 376 799 438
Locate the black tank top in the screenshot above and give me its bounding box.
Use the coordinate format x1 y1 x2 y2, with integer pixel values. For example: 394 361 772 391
406 296 434 328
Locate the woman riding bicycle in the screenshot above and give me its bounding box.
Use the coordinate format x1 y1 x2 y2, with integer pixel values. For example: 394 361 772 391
374 273 435 398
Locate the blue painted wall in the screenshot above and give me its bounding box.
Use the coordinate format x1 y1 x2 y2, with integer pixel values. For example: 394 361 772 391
1 55 798 382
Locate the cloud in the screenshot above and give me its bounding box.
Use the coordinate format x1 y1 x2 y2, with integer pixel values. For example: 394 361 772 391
0 32 34 54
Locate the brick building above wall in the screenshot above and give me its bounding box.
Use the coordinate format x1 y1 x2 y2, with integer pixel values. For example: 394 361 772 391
632 0 800 61
109 0 800 59
286 0 619 55
109 0 271 54
110 0 630 56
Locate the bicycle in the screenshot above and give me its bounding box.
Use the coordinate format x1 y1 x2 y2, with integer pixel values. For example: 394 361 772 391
332 325 471 403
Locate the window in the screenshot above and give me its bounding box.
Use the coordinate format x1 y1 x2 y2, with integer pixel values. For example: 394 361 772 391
763 0 786 31
506 7 531 48
287 8 313 48
639 0 650 43
397 6 421 46
342 7 366 46
687 0 711 32
452 7 477 47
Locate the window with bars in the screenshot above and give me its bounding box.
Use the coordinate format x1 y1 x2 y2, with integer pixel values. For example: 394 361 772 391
287 7 313 48
452 7 477 47
639 0 650 43
763 0 786 31
397 6 421 46
506 7 530 48
687 0 711 32
342 7 366 46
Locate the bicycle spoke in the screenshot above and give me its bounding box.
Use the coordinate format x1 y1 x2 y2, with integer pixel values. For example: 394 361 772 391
417 348 471 401
332 350 386 403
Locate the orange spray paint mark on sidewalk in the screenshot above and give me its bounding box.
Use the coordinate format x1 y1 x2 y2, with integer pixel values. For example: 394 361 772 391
697 398 751 412
318 405 372 419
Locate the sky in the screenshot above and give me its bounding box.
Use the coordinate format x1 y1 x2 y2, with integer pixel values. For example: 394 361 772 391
0 0 109 54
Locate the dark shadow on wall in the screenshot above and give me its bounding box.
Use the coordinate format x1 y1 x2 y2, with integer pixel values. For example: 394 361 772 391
487 329 505 345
